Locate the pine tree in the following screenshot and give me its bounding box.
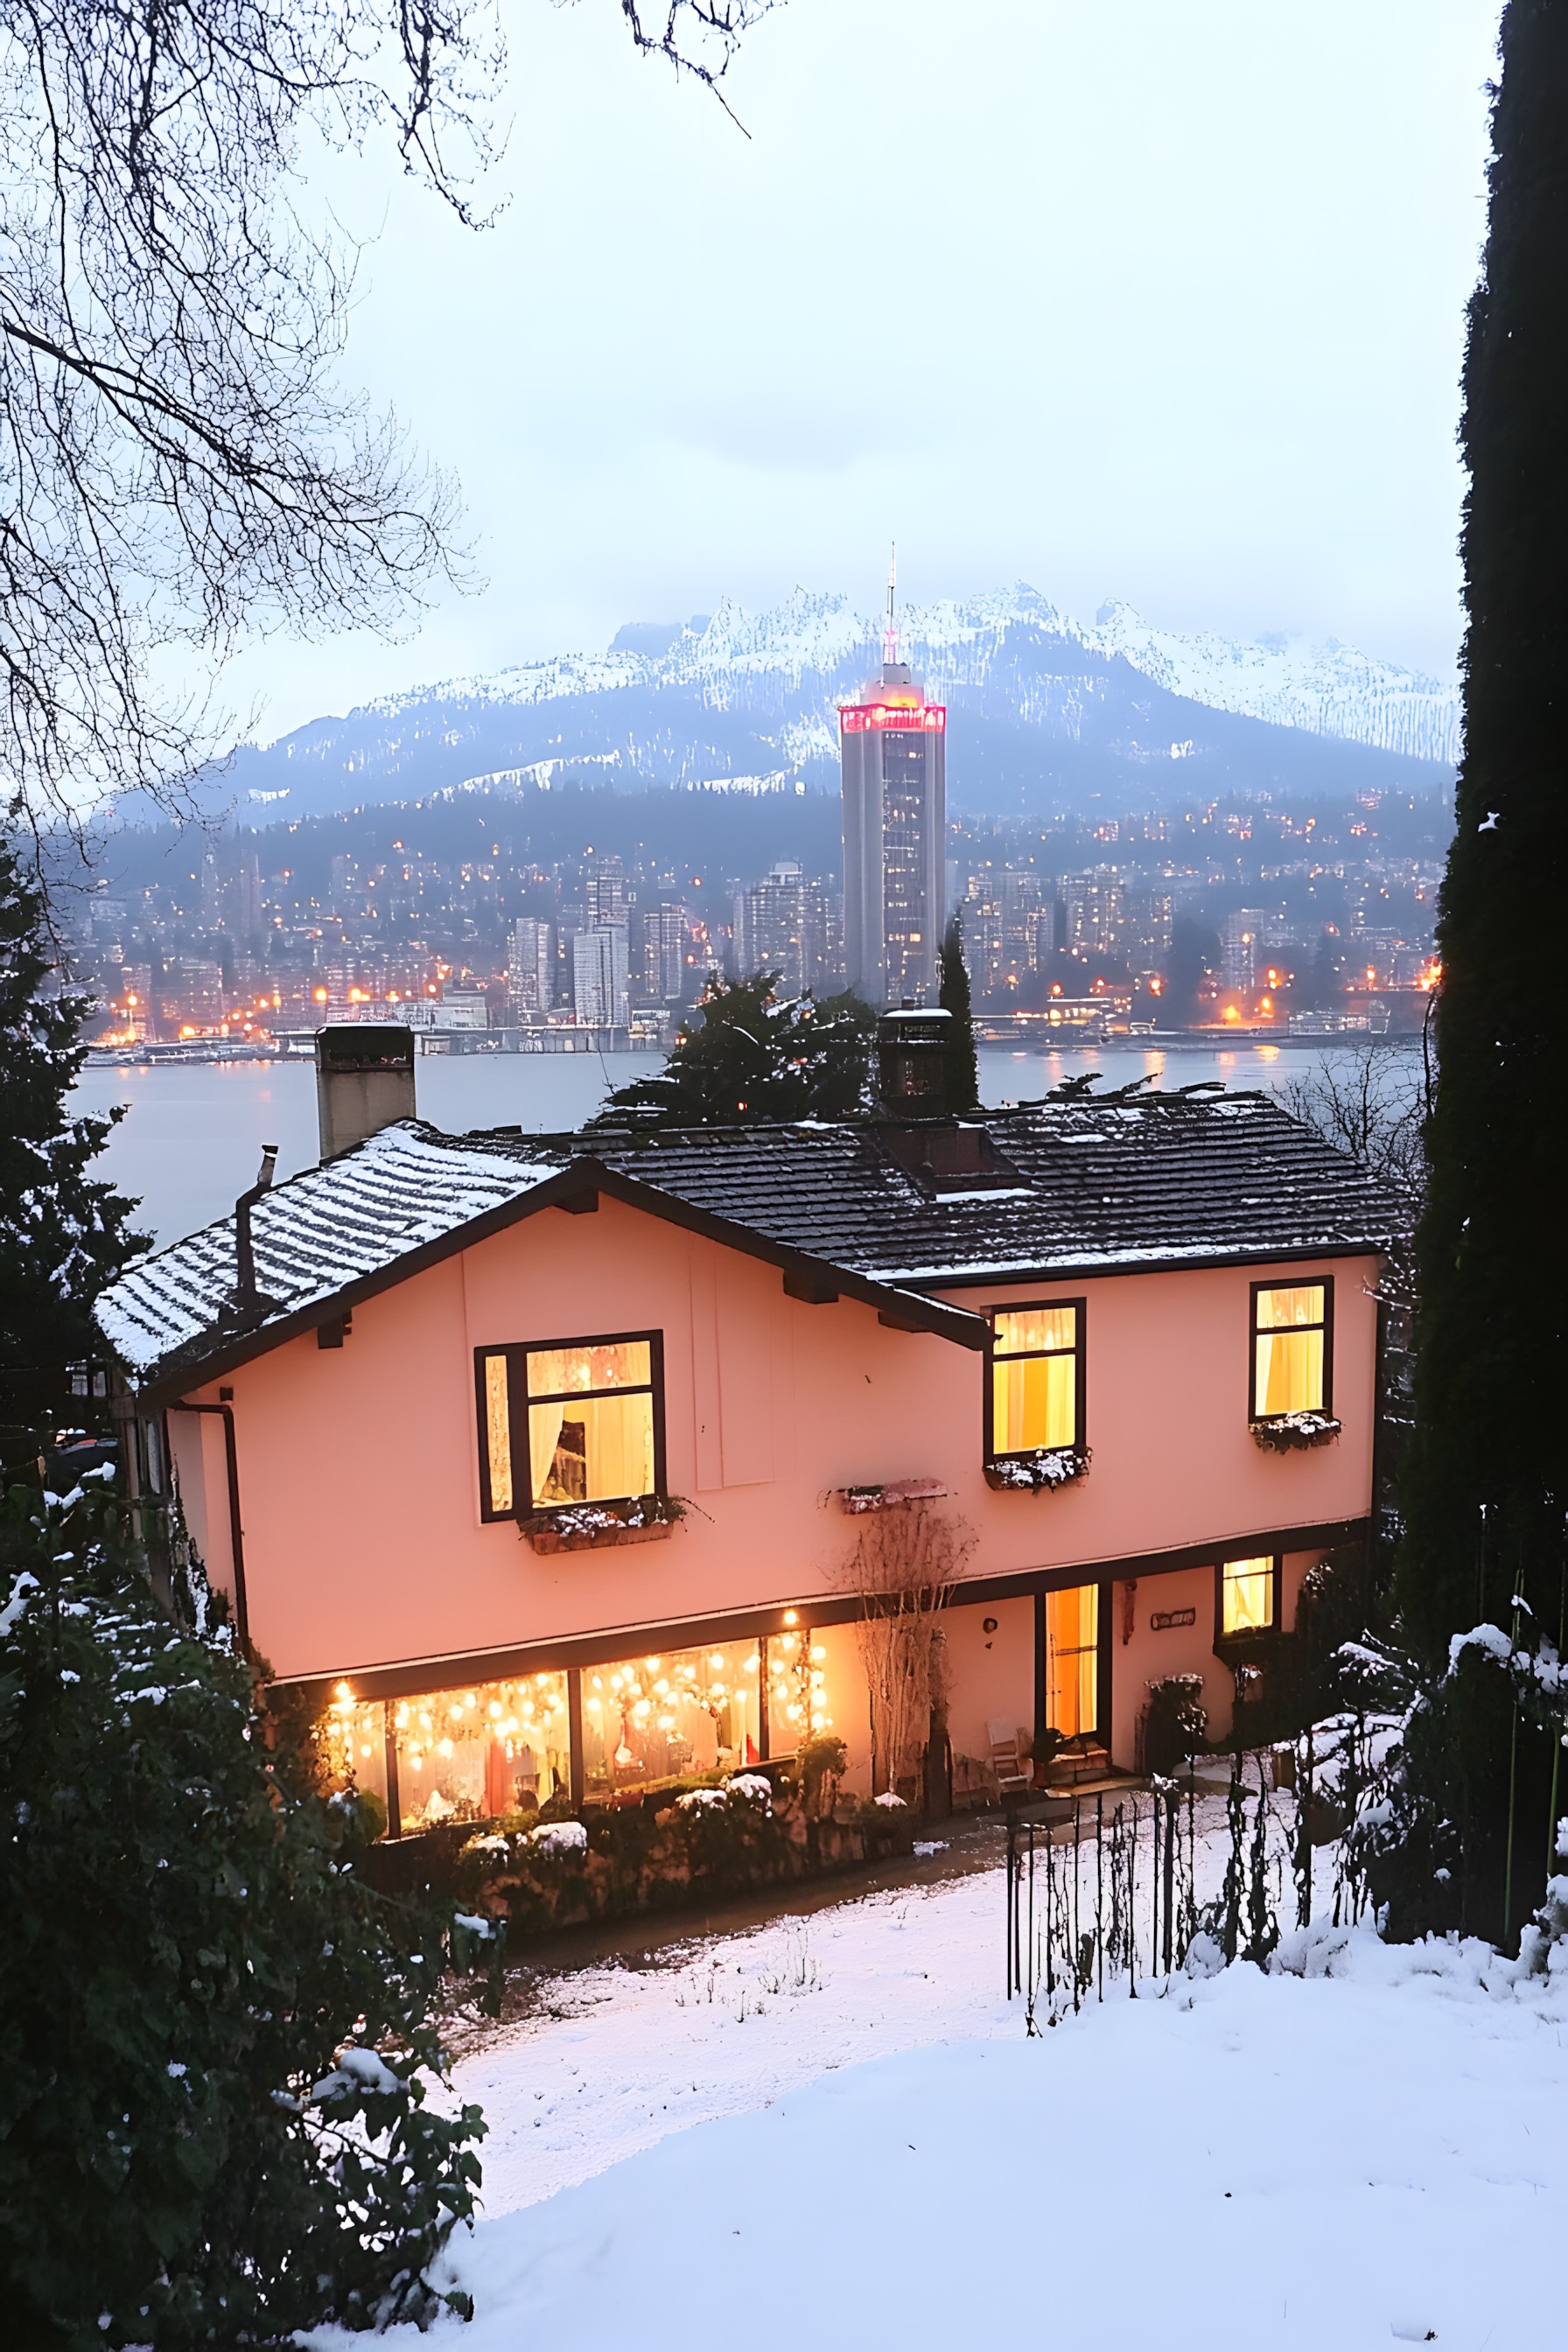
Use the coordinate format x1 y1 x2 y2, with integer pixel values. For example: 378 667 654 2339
589 971 877 1130
937 913 981 1113
0 836 147 1432
1394 2 1568 1935
0 1472 485 2346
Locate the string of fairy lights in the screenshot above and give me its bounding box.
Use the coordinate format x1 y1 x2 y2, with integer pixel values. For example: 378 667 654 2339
319 1614 835 1822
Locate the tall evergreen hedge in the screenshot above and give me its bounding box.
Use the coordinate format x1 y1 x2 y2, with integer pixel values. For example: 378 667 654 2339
1396 1 1568 1931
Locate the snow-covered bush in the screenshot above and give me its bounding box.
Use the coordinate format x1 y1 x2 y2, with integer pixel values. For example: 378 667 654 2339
0 1475 484 2347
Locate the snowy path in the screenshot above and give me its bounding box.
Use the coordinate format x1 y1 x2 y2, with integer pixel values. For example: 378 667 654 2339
311 1836 1568 2352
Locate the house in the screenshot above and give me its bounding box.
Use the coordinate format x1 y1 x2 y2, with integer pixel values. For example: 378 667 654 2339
94 1025 1399 1831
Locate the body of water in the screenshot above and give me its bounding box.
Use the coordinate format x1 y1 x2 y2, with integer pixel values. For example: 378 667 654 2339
73 1039 1419 1249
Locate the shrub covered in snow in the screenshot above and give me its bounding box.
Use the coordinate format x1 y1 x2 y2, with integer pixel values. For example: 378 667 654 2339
0 1475 485 2346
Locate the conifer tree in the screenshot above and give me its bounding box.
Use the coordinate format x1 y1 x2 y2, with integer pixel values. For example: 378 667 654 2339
0 834 147 1432
1392 1 1568 1935
0 1473 485 2347
589 971 876 1130
938 913 981 1114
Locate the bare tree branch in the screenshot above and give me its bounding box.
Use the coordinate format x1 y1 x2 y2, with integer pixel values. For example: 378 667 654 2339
0 0 775 845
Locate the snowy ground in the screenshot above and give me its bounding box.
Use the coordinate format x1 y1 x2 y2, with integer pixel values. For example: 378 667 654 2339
312 1830 1568 2352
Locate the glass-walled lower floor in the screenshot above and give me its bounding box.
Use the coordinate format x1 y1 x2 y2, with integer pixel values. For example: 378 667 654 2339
314 1620 835 1833
321 1672 570 1835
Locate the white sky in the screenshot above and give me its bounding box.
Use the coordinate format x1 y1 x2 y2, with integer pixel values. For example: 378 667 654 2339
220 0 1501 741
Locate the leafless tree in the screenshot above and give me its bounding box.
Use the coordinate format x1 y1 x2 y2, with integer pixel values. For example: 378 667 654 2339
843 1501 973 1800
0 0 774 851
1279 1043 1425 1207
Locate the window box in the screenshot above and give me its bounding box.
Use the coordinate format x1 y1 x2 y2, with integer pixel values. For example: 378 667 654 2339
984 1445 1090 1493
1251 1410 1341 1453
519 1495 687 1554
834 1477 949 1514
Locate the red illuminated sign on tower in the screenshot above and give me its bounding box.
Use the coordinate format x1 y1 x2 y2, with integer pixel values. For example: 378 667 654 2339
839 704 946 735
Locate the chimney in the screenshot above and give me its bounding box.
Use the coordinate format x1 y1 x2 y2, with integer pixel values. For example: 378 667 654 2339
315 1025 416 1161
231 1141 279 1322
876 1005 952 1120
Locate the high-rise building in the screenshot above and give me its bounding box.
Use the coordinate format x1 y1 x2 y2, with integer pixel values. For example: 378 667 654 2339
508 917 555 1015
1222 909 1270 993
1063 872 1127 960
585 857 633 930
840 557 946 1005
732 862 834 998
639 903 688 1004
572 928 630 1028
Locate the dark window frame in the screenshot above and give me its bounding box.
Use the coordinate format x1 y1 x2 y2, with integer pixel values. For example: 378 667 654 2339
1249 1276 1334 1424
475 1328 667 1523
1214 1551 1284 1647
984 1297 1088 1463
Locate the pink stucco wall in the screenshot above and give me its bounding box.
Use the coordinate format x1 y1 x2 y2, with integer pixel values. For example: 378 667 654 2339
164 1192 1377 1694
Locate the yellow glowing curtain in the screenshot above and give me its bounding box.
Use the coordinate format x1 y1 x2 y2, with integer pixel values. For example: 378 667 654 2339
1222 1558 1275 1636
483 1353 513 1511
1253 1284 1326 1416
992 1306 1077 1452
524 1341 656 1505
529 1391 654 1505
1044 1584 1098 1738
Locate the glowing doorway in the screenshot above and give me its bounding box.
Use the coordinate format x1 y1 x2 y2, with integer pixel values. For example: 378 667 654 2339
1044 1585 1099 1740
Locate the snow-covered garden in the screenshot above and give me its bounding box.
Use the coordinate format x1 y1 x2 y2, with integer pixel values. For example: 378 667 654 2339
312 1817 1568 2352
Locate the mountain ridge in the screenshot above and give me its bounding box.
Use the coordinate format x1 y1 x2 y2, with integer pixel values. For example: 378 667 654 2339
216 585 1457 826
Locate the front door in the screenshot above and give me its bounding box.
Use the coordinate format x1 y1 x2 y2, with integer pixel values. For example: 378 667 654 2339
1043 1585 1099 1740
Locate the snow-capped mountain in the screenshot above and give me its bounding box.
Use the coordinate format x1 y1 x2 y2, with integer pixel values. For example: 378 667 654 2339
220 585 1457 824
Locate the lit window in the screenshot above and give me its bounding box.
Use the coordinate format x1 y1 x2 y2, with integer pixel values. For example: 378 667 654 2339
477 1335 661 1519
1251 1282 1330 1418
393 1671 570 1831
1043 1585 1098 1738
1220 1556 1277 1639
582 1639 762 1796
990 1303 1082 1456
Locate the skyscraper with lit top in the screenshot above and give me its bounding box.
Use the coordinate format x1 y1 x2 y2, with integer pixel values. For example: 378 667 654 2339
840 552 947 1004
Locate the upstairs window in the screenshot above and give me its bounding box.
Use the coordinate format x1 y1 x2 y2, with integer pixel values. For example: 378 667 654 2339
477 1334 662 1521
989 1302 1084 1457
1218 1554 1279 1640
1250 1281 1332 1420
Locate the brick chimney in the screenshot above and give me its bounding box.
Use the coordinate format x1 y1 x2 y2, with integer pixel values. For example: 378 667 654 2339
875 1005 952 1119
315 1026 416 1160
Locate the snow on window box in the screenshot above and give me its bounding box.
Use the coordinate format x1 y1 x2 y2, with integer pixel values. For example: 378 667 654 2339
984 1445 1090 1494
519 1494 687 1553
1251 1410 1341 1453
834 1477 949 1514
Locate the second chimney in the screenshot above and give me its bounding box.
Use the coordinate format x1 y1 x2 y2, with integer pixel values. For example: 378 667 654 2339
316 1025 416 1161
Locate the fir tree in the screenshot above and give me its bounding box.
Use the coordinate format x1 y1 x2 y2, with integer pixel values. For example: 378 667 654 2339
1395 2 1568 1936
589 971 877 1130
937 913 981 1114
0 1472 485 2347
0 836 147 1432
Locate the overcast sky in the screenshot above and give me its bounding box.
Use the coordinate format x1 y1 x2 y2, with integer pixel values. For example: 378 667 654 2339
220 0 1500 741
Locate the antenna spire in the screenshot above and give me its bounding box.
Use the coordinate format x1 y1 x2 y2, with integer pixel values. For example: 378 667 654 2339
883 542 898 668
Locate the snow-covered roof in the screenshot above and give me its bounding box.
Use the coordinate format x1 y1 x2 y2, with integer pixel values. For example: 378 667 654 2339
94 1090 1403 1396
95 1123 565 1382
